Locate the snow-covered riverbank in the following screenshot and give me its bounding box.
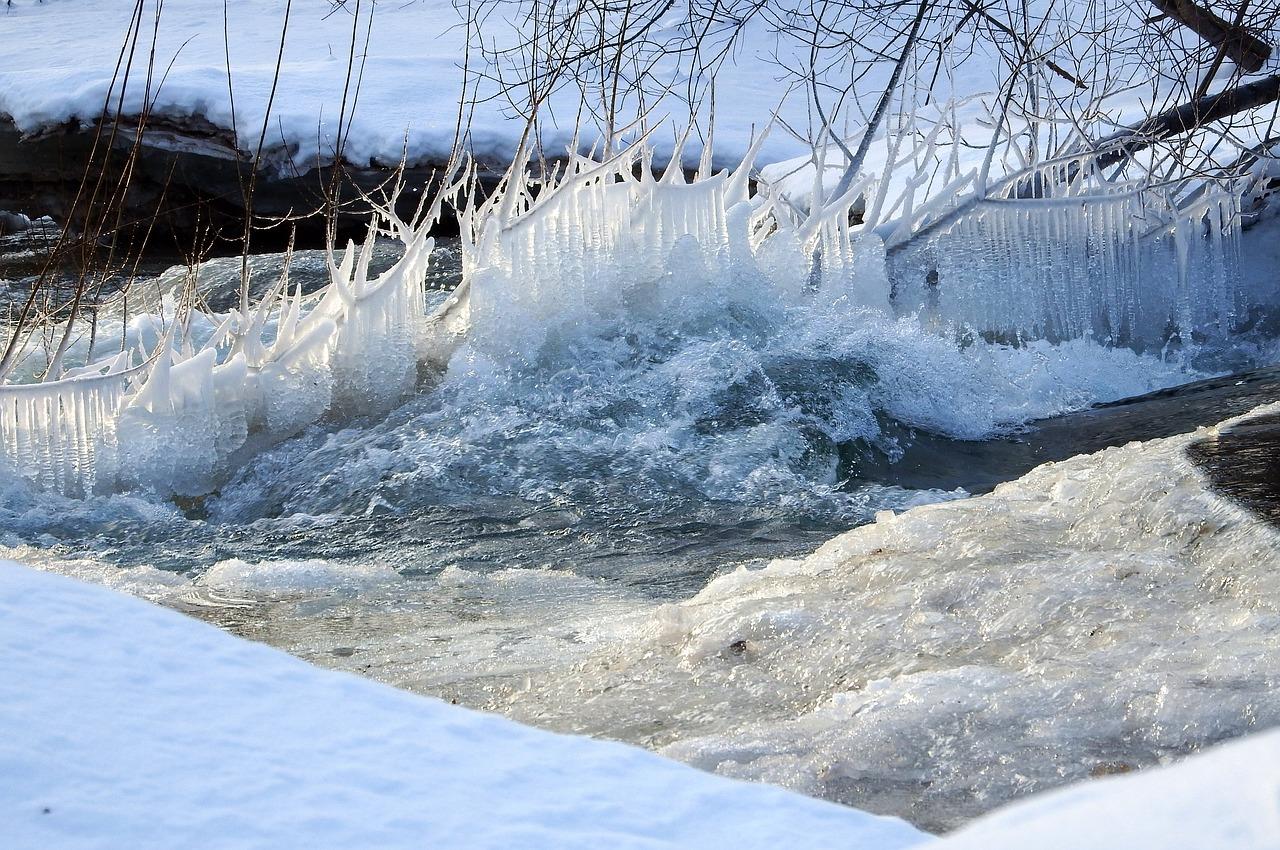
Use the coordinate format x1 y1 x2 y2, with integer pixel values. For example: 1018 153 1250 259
0 0 815 171
5 551 1280 849
0 558 926 850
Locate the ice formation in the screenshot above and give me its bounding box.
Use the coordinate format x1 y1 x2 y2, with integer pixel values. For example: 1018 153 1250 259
0 133 1260 498
890 152 1246 346
1 206 454 497
460 132 1252 368
486 401 1280 831
0 354 144 495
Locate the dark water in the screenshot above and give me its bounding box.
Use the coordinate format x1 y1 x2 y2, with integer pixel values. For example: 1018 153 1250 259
1189 411 1280 528
856 365 1280 495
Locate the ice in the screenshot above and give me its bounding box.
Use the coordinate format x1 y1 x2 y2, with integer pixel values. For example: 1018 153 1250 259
3 127 1266 502
0 207 450 498
202 139 1230 526
890 155 1248 348
198 557 400 597
462 133 1254 379
0 356 143 496
484 402 1280 831
118 349 224 495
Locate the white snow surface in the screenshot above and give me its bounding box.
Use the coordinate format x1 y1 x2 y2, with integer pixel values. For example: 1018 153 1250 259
930 729 1280 850
4 0 1215 178
0 558 928 850
0 0 813 169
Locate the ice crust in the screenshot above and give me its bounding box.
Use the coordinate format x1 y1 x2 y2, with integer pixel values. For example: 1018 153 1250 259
486 402 1280 830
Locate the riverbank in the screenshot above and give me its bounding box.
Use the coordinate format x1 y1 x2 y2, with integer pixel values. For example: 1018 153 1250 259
0 558 926 850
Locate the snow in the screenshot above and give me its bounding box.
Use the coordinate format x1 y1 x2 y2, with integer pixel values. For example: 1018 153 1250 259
0 557 928 850
9 0 1269 181
0 0 814 170
932 730 1280 850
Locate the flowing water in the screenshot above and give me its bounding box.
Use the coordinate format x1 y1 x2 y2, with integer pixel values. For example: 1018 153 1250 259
4 234 1279 831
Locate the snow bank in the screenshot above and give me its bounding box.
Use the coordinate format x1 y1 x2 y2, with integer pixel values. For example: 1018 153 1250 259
933 729 1280 850
0 559 927 850
495 402 1280 830
12 0 1258 186
0 0 811 169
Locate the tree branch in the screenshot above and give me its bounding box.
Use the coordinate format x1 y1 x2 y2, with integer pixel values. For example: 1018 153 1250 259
1148 0 1272 73
1095 71 1280 168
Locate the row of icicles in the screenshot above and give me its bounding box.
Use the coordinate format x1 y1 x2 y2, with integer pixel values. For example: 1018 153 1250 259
0 131 1254 497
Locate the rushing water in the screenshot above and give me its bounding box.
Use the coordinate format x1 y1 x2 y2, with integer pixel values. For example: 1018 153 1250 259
4 234 1279 831
5 236 1240 579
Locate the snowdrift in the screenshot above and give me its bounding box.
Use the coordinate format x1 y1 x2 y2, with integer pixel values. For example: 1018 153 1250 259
0 558 927 850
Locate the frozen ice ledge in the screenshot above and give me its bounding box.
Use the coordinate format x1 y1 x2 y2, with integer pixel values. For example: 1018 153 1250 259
0 137 1272 498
